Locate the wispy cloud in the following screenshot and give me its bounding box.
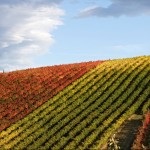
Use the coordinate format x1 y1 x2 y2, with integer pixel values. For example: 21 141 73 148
77 0 150 18
0 0 64 71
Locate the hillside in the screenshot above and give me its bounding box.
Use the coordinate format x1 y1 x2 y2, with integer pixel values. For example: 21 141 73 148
0 56 150 149
0 61 102 131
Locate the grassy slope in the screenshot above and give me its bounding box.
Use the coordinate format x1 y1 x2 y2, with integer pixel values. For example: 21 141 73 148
0 56 149 150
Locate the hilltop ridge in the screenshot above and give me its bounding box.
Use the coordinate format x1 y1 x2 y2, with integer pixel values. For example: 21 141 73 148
0 55 150 149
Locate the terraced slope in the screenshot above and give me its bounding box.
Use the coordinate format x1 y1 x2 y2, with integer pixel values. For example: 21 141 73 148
0 56 150 150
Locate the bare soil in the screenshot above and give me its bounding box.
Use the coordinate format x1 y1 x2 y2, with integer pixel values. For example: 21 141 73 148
106 114 143 150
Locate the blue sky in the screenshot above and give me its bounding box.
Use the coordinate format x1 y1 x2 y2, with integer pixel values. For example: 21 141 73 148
0 0 150 71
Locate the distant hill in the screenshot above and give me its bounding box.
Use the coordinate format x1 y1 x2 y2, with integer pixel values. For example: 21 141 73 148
0 56 149 149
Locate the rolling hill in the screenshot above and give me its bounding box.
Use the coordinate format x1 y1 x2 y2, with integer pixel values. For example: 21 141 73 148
0 56 150 149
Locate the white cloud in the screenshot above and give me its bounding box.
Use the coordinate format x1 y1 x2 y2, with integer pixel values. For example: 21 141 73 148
0 1 64 71
77 0 150 18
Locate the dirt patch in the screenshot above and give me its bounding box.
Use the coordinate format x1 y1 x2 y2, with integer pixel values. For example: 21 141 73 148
107 114 143 150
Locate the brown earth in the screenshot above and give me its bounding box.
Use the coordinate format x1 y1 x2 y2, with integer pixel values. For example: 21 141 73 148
106 114 143 150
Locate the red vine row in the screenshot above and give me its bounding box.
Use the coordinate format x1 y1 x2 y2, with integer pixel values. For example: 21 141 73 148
132 111 150 150
0 61 103 131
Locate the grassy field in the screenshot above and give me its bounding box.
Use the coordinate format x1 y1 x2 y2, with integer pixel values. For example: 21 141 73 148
0 56 149 149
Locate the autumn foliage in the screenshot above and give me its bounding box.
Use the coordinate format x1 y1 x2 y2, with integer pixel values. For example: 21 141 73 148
0 61 103 131
0 56 149 149
132 111 150 150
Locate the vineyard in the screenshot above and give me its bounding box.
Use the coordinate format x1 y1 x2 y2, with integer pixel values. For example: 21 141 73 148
0 61 102 131
0 56 150 149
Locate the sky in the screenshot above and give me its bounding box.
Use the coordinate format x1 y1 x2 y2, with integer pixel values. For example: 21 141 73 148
0 0 150 71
